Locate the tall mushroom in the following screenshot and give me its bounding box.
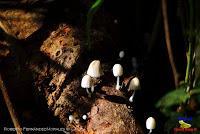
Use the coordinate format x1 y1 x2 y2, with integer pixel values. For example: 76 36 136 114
128 77 140 102
87 60 103 92
146 117 156 134
113 64 123 90
81 75 92 97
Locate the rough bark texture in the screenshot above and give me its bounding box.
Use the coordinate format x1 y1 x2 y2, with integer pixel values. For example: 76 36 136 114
0 9 43 39
0 8 144 134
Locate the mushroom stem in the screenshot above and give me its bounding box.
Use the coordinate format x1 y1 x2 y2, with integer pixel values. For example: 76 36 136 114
69 115 74 123
86 88 90 94
129 90 136 102
86 88 91 97
116 76 120 90
148 129 152 134
91 85 95 93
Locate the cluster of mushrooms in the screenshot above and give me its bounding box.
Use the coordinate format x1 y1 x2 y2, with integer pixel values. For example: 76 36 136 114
81 59 140 102
71 51 156 133
81 60 103 97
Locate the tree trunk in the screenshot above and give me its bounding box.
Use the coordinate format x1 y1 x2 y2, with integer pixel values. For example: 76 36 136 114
0 8 144 134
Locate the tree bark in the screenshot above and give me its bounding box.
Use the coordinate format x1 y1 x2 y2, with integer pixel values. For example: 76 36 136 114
0 8 144 134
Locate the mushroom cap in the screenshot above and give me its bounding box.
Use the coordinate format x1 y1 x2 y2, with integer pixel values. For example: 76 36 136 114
113 64 123 77
81 75 92 88
82 114 87 120
68 115 74 121
146 117 156 130
128 77 140 91
119 50 125 58
87 60 103 78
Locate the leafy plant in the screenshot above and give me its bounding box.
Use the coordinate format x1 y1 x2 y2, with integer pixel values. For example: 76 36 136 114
155 85 190 117
156 85 200 116
156 0 200 132
156 0 200 114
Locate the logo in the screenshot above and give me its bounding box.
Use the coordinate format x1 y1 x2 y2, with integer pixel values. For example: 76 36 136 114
178 117 192 129
178 120 191 128
173 117 198 133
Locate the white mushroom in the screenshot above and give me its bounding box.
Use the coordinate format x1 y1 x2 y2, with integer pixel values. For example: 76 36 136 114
82 114 87 120
113 64 123 90
146 117 156 134
119 50 125 59
81 75 92 97
68 115 74 123
87 60 103 92
87 60 103 78
128 77 140 102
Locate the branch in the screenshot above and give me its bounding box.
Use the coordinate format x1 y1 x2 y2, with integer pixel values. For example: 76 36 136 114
161 0 179 87
0 74 23 134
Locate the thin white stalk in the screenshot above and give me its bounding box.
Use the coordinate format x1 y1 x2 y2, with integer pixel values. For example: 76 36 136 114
91 85 95 93
116 76 120 90
148 129 152 134
86 88 90 94
129 90 136 102
86 88 91 97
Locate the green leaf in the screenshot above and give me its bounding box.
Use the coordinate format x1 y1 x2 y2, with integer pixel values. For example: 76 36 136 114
156 87 190 108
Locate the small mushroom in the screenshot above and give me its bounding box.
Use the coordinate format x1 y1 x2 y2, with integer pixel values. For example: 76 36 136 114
87 60 103 92
119 50 125 59
82 114 87 120
128 77 140 102
146 117 156 134
113 64 123 90
68 115 74 123
81 75 92 97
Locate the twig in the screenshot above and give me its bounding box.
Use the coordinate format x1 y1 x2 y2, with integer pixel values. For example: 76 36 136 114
0 74 23 134
161 0 179 87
